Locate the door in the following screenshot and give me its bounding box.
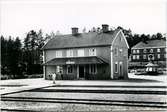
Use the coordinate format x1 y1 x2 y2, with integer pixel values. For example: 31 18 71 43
119 62 123 79
79 66 84 78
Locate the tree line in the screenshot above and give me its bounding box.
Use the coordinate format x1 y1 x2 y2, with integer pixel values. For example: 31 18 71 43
1 27 166 79
1 30 52 79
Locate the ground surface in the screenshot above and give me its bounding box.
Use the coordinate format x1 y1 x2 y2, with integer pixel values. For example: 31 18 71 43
1 73 167 112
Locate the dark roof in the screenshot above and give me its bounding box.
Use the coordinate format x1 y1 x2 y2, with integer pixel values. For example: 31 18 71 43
44 56 109 65
43 30 120 50
132 40 166 49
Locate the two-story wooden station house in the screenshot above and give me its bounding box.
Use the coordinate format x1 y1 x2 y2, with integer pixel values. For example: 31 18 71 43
42 25 129 80
130 40 166 68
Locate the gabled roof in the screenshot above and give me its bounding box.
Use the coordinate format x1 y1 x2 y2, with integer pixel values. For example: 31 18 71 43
43 29 120 50
132 40 166 49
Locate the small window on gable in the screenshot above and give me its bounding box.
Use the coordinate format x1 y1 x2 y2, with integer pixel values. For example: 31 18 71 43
119 48 123 54
114 48 118 56
157 48 160 52
119 36 122 41
56 51 62 58
89 48 96 56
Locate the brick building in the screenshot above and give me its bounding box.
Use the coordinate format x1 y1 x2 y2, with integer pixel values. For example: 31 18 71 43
42 24 129 80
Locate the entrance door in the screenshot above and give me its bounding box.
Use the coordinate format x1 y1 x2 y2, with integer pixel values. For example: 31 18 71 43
79 66 84 78
119 62 123 79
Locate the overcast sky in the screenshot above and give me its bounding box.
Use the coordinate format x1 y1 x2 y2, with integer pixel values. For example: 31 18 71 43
0 0 166 39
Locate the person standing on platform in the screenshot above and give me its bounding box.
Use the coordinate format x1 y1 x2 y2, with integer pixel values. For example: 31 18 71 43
52 73 56 84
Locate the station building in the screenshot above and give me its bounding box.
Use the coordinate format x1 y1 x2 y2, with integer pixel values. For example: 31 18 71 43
42 25 129 80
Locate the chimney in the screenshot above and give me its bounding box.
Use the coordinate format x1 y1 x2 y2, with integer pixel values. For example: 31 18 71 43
102 24 109 33
71 27 79 36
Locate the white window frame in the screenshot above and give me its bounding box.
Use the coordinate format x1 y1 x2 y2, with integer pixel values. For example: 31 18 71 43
150 49 153 53
56 50 62 58
56 66 63 74
143 49 147 53
77 49 84 57
67 49 73 57
133 55 136 60
133 50 136 54
115 62 118 73
136 49 139 53
136 55 140 59
157 48 160 52
89 48 96 56
157 54 160 59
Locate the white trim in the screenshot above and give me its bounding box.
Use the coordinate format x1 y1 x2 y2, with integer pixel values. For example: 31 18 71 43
120 30 129 49
112 30 129 48
110 46 114 79
132 46 166 49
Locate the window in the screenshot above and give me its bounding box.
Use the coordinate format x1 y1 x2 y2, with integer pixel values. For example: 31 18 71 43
77 49 84 57
115 62 118 73
165 48 167 52
133 55 136 59
119 49 123 54
143 49 147 53
119 36 122 41
133 50 136 53
67 50 73 57
114 48 118 55
136 50 140 53
56 51 62 58
90 64 97 74
136 55 140 59
157 54 160 59
56 66 63 74
143 55 146 59
157 48 160 52
164 54 167 58
89 48 96 56
67 65 73 74
150 49 153 53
